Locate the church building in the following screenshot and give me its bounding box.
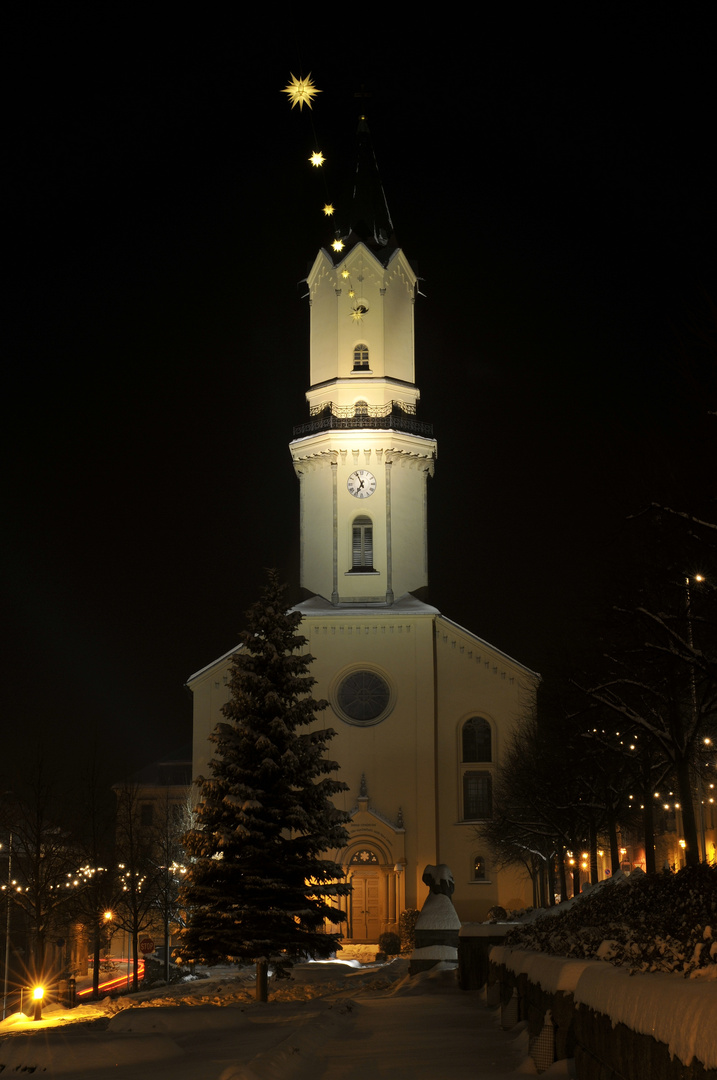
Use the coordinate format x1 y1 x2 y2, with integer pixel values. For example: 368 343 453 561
189 120 539 938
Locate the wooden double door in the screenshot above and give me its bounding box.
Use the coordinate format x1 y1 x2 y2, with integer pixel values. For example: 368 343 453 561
350 870 381 941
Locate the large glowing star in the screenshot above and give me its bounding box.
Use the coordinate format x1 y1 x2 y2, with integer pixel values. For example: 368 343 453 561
350 305 368 321
282 73 321 111
323 204 335 216
309 151 325 167
332 239 344 252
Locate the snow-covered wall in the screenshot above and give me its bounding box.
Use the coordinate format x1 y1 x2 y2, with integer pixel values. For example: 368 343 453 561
490 946 717 1073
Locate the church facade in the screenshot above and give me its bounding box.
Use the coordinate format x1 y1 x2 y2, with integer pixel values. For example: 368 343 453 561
189 121 539 938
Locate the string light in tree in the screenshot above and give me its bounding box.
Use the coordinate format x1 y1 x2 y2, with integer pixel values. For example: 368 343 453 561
282 73 321 111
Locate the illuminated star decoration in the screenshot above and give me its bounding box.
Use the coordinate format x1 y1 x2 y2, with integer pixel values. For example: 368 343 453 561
350 305 368 321
282 73 321 111
323 204 335 216
309 151 325 168
332 239 344 252
341 269 350 279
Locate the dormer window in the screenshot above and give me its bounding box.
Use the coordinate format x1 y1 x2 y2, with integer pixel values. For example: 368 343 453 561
353 344 370 371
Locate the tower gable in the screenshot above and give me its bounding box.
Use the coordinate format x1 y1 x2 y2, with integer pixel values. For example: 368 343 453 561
307 243 417 393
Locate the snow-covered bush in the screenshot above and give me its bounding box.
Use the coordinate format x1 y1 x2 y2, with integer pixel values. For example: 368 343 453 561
399 909 420 954
504 864 717 977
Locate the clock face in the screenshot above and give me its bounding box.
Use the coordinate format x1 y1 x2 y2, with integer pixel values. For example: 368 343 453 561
347 470 376 499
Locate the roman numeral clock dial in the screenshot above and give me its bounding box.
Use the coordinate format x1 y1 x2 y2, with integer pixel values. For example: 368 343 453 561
347 470 376 498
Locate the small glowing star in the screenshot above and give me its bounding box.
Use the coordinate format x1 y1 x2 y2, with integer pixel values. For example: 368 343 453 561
309 151 325 168
348 289 355 298
341 269 350 279
323 204 335 216
282 73 321 111
332 239 344 252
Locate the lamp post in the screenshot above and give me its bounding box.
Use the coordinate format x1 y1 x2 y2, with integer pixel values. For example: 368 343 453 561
2 831 11 1020
685 575 706 861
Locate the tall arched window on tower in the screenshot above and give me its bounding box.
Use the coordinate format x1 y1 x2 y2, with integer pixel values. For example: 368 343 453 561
353 343 369 370
462 717 492 762
351 515 373 572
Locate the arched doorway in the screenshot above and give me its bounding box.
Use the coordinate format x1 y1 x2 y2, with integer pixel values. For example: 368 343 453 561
350 869 382 941
346 847 384 942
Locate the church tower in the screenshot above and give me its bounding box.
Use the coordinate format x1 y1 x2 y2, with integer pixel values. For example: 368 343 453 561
188 119 539 938
289 119 436 606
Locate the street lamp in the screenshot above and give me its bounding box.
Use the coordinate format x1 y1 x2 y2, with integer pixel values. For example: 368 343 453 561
685 574 706 860
1 831 12 1021
32 985 44 1022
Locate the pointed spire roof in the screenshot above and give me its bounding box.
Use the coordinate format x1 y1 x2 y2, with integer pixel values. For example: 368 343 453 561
330 117 398 265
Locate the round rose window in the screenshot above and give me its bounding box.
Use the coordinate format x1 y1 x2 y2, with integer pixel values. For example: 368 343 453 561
335 669 392 726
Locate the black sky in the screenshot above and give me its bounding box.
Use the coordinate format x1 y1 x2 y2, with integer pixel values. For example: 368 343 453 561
4 15 715 781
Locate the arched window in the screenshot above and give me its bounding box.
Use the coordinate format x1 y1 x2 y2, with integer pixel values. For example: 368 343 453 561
354 399 369 417
462 717 492 762
351 515 373 571
353 343 369 370
473 855 486 881
463 770 492 820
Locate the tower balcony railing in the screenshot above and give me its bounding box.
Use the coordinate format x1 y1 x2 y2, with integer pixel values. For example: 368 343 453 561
293 400 433 439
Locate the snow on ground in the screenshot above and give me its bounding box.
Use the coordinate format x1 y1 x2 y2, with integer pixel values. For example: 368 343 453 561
0 953 568 1079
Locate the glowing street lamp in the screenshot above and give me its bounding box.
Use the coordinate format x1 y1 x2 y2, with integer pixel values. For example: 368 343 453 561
32 985 44 1021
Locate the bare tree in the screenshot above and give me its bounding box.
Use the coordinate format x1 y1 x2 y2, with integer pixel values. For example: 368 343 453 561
0 759 82 979
112 784 163 991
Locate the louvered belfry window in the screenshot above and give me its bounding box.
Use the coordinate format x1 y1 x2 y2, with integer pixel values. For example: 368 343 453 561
352 516 373 569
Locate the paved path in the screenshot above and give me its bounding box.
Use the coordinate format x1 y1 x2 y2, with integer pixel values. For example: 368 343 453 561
312 988 531 1079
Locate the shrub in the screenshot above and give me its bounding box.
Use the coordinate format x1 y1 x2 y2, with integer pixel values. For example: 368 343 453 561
487 905 508 921
399 908 420 954
378 931 401 956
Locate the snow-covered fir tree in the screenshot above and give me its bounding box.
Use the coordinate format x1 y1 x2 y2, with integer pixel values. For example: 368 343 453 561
176 571 350 992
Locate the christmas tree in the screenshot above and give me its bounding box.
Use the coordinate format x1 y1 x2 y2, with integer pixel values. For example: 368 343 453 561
176 571 349 997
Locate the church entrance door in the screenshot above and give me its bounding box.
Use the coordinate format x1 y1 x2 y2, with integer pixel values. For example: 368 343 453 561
350 871 381 941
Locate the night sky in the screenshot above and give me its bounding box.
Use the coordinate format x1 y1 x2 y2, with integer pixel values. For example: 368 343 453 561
4 16 715 783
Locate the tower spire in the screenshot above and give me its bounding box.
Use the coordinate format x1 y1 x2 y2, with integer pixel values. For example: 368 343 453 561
332 117 397 264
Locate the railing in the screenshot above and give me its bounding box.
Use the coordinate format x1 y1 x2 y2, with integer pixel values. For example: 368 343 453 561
310 400 418 418
293 401 433 439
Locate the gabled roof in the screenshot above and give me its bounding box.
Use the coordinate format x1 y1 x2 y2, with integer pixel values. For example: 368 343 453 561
435 613 541 681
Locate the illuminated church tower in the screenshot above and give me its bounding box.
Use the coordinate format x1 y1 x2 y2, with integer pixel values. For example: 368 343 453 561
189 121 539 937
289 119 436 606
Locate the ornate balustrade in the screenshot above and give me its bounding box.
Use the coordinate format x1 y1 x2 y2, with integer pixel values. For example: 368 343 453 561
293 400 433 438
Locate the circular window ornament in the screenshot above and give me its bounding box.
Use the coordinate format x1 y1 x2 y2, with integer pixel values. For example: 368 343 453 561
332 667 394 727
